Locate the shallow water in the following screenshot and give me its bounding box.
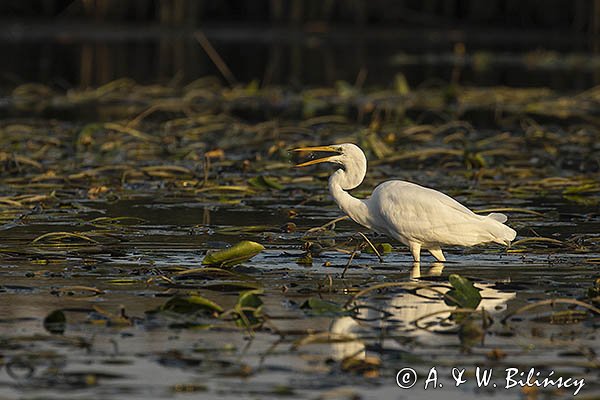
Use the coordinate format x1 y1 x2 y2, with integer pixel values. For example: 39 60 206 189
0 191 598 399
0 80 599 399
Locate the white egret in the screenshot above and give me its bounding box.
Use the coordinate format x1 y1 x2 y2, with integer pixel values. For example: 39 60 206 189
293 143 517 262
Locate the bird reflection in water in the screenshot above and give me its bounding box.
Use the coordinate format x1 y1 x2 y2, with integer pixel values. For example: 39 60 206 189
329 263 515 361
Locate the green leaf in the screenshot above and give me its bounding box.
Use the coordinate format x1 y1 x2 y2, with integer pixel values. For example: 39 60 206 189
563 183 600 194
234 289 264 328
202 241 265 267
160 295 223 315
443 274 482 309
300 298 349 316
247 176 284 190
296 253 313 265
238 289 264 309
44 310 66 334
364 243 393 254
394 73 410 94
563 194 600 206
174 267 242 280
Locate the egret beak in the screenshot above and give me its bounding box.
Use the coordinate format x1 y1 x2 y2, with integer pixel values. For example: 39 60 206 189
291 146 341 167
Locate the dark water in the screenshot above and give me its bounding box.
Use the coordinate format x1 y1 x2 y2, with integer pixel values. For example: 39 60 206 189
2 26 600 89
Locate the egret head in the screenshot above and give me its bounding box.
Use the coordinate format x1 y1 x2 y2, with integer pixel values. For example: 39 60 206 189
291 143 365 169
291 143 367 190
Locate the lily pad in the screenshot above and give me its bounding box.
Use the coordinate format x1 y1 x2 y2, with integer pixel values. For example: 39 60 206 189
364 243 393 254
300 298 349 316
234 289 264 328
160 295 223 315
444 274 482 309
202 241 265 267
248 176 284 190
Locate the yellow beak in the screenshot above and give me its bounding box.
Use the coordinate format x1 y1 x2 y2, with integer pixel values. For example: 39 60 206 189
290 145 341 167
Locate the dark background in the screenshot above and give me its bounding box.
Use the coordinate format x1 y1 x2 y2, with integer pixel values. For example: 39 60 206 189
2 0 600 89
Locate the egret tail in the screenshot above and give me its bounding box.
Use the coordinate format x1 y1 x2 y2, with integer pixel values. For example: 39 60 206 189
485 214 517 246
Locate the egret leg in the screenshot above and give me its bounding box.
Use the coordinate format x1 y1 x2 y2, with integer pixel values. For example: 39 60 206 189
409 242 421 262
428 247 446 262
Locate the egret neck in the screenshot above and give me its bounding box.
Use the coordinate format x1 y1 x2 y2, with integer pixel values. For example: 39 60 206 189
327 154 373 230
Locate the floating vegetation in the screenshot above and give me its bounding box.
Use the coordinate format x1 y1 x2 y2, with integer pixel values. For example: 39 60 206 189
300 297 350 316
0 77 598 399
443 274 482 309
202 241 265 267
157 294 224 315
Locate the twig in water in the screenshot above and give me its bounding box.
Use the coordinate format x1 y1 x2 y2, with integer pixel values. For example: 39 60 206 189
357 232 384 263
304 215 350 237
501 298 600 324
341 245 359 279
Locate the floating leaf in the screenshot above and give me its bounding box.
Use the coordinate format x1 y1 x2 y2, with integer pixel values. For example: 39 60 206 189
107 279 139 285
548 310 589 324
31 231 99 245
563 195 600 206
216 225 272 235
52 286 105 297
234 289 264 328
563 183 600 194
511 237 568 248
300 298 349 316
365 243 392 254
444 274 482 309
202 241 264 267
160 295 223 315
238 289 263 309
174 267 243 280
88 216 146 226
247 176 283 190
44 310 66 334
296 253 313 265
195 185 254 194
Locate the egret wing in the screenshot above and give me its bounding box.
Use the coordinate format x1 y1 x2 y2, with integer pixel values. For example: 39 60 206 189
369 181 489 246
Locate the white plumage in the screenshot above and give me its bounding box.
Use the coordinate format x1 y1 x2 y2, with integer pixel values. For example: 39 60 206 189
293 143 516 262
